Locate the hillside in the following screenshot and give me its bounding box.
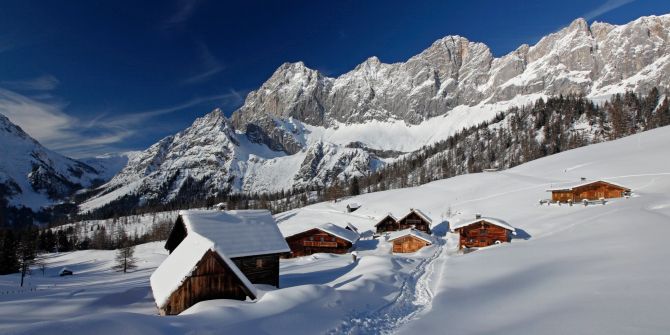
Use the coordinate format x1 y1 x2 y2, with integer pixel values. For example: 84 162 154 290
0 113 107 225
2 124 670 334
80 14 670 213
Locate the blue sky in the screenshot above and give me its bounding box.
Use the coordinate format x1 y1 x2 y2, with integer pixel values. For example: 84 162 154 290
0 0 668 157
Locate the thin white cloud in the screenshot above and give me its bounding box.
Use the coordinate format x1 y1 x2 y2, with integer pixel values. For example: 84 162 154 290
183 41 225 85
0 87 246 158
1 75 60 91
163 0 202 28
582 0 636 21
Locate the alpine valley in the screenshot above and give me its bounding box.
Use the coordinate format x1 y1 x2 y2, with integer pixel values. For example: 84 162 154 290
3 15 670 221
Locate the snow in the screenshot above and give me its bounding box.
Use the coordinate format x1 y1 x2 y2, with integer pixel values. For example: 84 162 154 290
387 228 435 244
400 208 433 224
150 210 290 307
4 125 670 334
306 223 360 243
150 232 258 308
178 210 290 258
301 93 545 153
450 216 516 232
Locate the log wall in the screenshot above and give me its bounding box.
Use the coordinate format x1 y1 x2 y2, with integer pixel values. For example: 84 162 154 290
392 235 430 253
456 220 510 249
286 229 353 257
159 250 252 315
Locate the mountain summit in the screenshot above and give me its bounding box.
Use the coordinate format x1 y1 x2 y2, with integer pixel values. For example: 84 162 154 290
80 14 670 213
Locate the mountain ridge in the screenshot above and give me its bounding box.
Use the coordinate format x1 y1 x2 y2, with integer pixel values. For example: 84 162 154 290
72 14 670 213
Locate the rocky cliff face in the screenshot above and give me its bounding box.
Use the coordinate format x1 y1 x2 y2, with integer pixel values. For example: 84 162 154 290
81 109 380 212
81 15 670 213
232 15 670 151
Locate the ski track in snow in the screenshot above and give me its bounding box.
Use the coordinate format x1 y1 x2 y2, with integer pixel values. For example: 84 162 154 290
326 237 448 335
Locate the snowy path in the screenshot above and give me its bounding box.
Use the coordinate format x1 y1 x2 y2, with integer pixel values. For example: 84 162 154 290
326 237 449 335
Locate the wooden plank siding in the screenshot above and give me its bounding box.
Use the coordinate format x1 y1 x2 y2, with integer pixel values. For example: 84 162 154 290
455 220 511 249
159 250 253 316
398 212 431 234
375 216 400 234
286 229 353 257
231 254 281 288
391 235 431 253
551 181 629 202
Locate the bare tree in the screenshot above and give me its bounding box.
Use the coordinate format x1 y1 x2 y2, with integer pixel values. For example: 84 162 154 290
113 230 137 273
16 233 36 287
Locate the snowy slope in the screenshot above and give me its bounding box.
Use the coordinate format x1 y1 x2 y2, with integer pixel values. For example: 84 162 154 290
79 110 381 213
4 125 670 334
81 14 670 212
0 113 103 212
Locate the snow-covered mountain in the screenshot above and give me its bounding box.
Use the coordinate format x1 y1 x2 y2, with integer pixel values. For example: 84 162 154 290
80 151 142 182
0 113 103 212
81 14 670 213
79 110 379 213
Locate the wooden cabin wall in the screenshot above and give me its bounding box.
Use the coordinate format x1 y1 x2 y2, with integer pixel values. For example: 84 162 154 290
398 212 431 234
572 182 626 200
376 217 399 233
160 250 251 315
457 221 510 249
552 182 628 202
232 254 281 287
392 236 429 253
286 229 353 257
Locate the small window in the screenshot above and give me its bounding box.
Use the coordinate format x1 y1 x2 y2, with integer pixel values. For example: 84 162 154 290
320 237 325 242
256 259 264 268
479 228 487 235
309 236 314 241
332 237 336 242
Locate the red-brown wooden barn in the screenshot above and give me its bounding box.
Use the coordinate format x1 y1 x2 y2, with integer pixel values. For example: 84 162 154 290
397 208 432 234
452 215 516 249
375 209 433 234
150 209 290 316
284 223 360 257
374 213 400 234
547 180 631 203
387 228 435 253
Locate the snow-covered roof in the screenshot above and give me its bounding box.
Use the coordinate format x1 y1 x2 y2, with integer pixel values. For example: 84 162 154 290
317 223 360 243
286 223 360 243
374 213 399 226
546 180 631 192
178 209 290 258
451 217 516 233
150 209 290 308
387 228 435 244
150 233 257 308
398 208 433 224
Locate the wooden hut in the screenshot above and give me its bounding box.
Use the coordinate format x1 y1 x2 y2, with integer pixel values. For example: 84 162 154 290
387 229 435 253
452 215 516 249
397 208 432 234
285 223 360 257
346 203 361 213
151 210 290 315
547 179 631 203
374 213 400 234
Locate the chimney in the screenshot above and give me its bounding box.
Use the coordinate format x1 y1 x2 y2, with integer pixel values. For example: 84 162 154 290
580 177 586 181
475 213 481 219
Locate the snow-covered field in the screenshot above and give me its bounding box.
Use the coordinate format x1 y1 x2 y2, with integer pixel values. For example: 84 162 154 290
3 126 670 334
